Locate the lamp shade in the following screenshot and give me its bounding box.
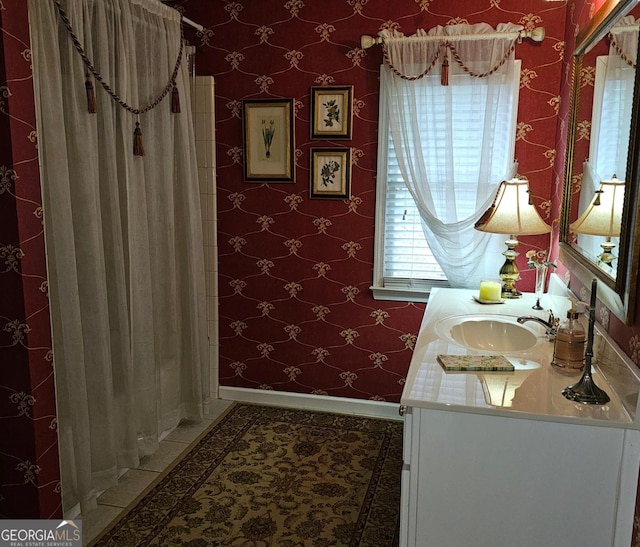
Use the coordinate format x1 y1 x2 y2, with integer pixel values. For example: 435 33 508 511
570 177 625 236
475 178 551 235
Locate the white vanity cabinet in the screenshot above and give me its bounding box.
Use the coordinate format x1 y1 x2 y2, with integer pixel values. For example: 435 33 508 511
400 288 640 547
400 405 640 547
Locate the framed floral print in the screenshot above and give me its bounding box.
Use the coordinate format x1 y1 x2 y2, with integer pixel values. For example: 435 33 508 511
311 86 353 140
242 98 295 182
310 148 351 199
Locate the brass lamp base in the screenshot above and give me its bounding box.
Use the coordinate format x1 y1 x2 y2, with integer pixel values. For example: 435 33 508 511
499 236 521 298
598 238 616 266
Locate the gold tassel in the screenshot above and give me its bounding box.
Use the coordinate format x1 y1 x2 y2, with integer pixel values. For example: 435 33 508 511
441 52 449 86
171 84 180 113
85 73 97 113
133 119 145 156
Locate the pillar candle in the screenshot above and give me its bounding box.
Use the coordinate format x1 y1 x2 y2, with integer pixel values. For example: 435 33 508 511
479 280 502 301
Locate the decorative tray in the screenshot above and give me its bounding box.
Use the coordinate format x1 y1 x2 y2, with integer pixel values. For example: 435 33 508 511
472 296 505 305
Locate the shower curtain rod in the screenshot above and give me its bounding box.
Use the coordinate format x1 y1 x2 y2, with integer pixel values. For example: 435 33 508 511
159 0 204 31
183 16 204 32
361 26 545 49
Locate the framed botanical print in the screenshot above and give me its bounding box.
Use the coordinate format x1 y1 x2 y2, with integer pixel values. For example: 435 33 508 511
311 86 353 140
242 98 295 182
310 148 351 199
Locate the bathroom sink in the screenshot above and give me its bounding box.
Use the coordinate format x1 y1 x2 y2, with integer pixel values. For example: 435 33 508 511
435 315 540 352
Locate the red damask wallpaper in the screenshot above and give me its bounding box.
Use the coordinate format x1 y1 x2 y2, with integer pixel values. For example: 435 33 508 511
0 1 60 519
177 0 565 398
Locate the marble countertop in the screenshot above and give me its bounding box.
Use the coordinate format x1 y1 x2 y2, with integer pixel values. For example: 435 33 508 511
401 287 640 428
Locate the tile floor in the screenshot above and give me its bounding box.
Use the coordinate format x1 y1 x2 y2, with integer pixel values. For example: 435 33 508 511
81 398 233 545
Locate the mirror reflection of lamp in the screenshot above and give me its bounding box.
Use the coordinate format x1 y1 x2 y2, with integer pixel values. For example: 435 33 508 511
479 367 539 408
475 178 552 299
570 176 624 266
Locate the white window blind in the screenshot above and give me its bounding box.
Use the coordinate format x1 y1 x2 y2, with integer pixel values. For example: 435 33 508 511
590 55 635 178
384 157 447 281
373 63 520 301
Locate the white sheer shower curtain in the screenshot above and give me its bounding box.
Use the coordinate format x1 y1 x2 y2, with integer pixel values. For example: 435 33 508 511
29 0 209 514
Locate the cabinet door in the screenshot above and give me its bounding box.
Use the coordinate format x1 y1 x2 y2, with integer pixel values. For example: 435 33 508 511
406 408 627 547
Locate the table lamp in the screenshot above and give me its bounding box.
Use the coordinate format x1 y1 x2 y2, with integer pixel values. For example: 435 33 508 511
570 176 624 266
475 178 552 298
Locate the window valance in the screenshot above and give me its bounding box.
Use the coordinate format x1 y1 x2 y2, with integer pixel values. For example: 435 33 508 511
378 23 530 83
609 15 639 68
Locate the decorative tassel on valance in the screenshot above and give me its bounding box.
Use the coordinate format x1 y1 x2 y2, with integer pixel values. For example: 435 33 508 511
441 49 449 86
52 0 185 156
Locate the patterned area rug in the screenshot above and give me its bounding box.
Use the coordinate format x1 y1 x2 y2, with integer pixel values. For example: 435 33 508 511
91 403 403 546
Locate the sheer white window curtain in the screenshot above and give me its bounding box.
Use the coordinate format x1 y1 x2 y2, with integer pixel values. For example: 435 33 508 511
378 23 522 289
29 0 209 514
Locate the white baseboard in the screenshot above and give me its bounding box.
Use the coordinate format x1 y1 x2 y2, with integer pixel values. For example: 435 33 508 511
218 386 403 421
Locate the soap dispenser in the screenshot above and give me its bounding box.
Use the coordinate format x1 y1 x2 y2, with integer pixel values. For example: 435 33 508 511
552 300 586 370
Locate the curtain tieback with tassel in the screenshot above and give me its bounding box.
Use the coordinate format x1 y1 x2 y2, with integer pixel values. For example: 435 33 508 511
85 73 97 113
171 82 180 113
53 0 185 157
133 116 145 157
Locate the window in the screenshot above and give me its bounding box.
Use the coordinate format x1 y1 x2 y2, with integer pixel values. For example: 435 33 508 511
372 61 521 302
589 55 635 179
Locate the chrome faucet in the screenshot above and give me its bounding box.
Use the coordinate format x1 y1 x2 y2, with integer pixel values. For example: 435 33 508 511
516 310 558 338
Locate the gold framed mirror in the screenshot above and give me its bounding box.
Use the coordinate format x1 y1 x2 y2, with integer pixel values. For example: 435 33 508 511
560 0 640 325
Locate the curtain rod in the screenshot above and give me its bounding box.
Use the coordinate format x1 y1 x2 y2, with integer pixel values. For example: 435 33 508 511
611 22 640 31
183 16 204 32
361 27 545 49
